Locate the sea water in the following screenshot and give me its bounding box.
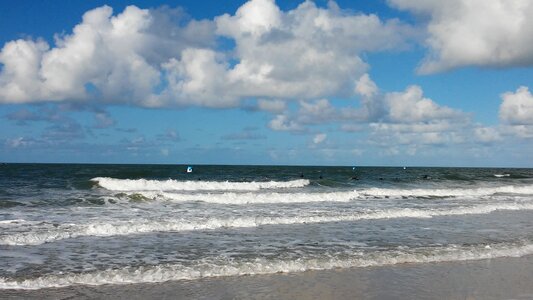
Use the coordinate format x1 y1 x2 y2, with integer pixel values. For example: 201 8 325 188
1 164 533 289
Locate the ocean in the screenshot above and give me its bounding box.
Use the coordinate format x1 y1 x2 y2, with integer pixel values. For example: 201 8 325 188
1 163 533 291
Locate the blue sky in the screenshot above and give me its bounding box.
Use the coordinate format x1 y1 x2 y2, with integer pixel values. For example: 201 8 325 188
1 0 532 167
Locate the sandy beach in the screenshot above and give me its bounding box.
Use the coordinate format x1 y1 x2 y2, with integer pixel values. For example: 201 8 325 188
4 254 533 300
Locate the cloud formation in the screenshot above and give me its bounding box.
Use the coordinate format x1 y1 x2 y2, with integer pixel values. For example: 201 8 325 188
500 86 533 125
384 85 464 123
0 0 414 107
0 6 214 105
389 0 533 73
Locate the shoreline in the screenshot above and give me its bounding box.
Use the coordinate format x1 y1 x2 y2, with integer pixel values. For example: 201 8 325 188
4 255 533 300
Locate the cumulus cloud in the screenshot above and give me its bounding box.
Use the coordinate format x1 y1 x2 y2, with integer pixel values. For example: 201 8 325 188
214 0 413 100
474 126 502 144
500 86 533 125
389 0 533 73
384 85 465 123
497 86 533 140
342 76 475 155
0 5 214 105
342 74 385 122
268 73 469 147
355 73 378 98
297 99 337 124
0 1 414 107
267 98 336 131
343 74 465 125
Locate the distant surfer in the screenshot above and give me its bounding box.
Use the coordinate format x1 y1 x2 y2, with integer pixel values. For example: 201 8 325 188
300 172 304 178
187 166 193 173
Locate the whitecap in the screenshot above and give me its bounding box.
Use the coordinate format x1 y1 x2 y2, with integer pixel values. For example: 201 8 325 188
92 177 310 192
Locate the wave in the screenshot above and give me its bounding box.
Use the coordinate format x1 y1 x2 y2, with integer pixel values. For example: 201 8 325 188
0 219 28 226
3 203 533 246
133 190 358 204
2 242 532 289
105 184 533 205
360 185 533 198
91 177 310 192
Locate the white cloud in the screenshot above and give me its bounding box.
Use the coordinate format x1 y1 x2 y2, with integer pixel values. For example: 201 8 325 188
266 98 337 131
216 0 282 38
214 0 413 100
501 125 533 139
498 86 533 139
385 85 464 123
500 86 533 125
344 73 385 122
313 133 327 144
297 99 336 124
0 1 414 106
0 39 50 102
355 73 378 98
0 5 213 105
474 126 502 144
389 0 533 73
157 48 237 108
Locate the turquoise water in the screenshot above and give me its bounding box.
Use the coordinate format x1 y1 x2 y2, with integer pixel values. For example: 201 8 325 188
1 163 533 289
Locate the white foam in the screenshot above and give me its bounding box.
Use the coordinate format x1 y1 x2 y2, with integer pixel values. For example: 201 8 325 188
3 203 533 246
92 177 310 192
494 174 511 178
135 190 358 204
0 219 26 225
360 185 533 198
2 242 532 289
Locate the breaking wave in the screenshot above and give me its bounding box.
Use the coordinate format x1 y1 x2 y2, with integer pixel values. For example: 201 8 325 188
2 242 532 289
3 202 533 246
360 185 533 198
91 177 310 192
133 190 358 204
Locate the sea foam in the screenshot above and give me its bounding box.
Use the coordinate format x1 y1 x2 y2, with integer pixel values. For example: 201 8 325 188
3 202 533 246
134 190 359 204
2 242 532 289
360 185 533 198
92 177 310 192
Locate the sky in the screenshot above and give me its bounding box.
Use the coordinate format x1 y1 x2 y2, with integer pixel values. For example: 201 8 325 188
0 0 532 167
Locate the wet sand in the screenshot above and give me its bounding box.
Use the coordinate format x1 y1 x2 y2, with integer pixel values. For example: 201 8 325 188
4 255 533 300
